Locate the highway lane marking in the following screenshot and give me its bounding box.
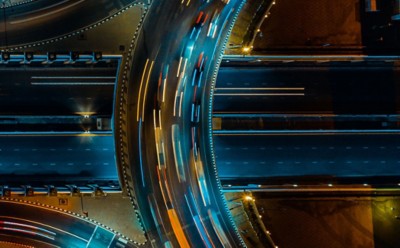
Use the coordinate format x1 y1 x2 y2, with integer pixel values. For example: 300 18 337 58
10 0 85 25
180 0 191 7
212 111 337 117
86 226 98 246
178 91 184 117
159 109 163 130
153 109 157 130
108 234 116 247
222 188 400 193
142 61 155 122
137 59 149 122
213 93 305 96
31 76 116 79
173 90 179 116
183 193 214 247
31 74 116 85
138 118 146 188
31 82 115 86
0 133 112 137
162 73 168 103
213 113 393 118
197 71 203 87
10 0 70 18
213 131 400 136
171 125 186 183
215 87 305 91
0 215 87 243
0 220 56 240
191 69 197 86
222 55 400 61
182 60 188 78
177 57 183 77
1 226 55 240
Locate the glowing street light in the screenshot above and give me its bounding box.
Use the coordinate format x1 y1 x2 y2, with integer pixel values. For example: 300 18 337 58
242 46 253 54
244 195 253 201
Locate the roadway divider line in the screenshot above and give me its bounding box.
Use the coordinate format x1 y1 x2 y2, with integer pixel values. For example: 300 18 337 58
10 0 72 18
141 60 155 122
138 118 146 188
214 93 304 96
137 59 150 122
31 82 115 86
10 0 86 25
0 211 88 243
214 87 305 91
222 55 400 61
31 76 116 79
212 113 400 118
0 131 112 137
86 226 99 246
222 187 400 193
213 129 400 135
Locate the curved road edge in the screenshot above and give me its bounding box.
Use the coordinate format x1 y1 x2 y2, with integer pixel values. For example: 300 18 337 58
113 2 150 246
203 0 247 247
115 0 247 247
0 197 140 247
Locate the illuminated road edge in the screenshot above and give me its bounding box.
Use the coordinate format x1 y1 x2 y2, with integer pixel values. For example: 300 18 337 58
0 198 136 247
115 0 246 247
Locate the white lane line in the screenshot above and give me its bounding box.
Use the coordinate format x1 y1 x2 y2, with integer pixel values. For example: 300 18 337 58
31 82 115 86
11 0 85 25
11 0 69 18
178 91 184 117
162 77 167 103
141 60 155 122
137 59 150 122
153 109 158 131
0 215 88 243
31 76 116 79
86 226 98 247
213 93 305 96
215 87 305 91
173 89 179 117
177 57 183 77
159 109 163 130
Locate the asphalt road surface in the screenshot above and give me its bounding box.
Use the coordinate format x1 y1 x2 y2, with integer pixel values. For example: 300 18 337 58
0 133 117 183
214 63 399 114
0 199 136 247
0 61 118 116
0 0 137 47
215 132 400 183
116 0 246 247
213 60 400 185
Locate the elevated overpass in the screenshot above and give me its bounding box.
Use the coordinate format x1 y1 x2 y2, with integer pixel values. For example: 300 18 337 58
0 55 120 189
215 56 400 188
1 0 400 246
2 54 400 245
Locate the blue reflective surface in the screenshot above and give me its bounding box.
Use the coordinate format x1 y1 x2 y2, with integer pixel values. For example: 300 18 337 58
0 133 117 182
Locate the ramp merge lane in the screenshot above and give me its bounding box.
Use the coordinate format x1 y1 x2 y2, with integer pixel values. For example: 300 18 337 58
0 199 136 247
0 0 139 48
